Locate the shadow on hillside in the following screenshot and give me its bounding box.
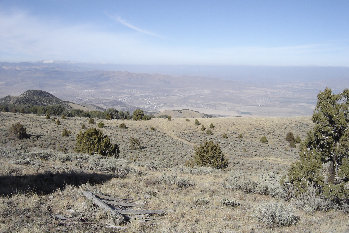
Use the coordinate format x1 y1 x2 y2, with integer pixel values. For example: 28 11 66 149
0 172 113 197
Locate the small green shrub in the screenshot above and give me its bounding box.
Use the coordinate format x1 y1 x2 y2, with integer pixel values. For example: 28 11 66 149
9 122 29 139
289 140 296 148
286 132 295 143
209 123 215 129
150 126 156 131
62 129 71 137
56 119 61 125
81 124 86 129
98 122 105 128
260 136 268 144
46 114 50 119
132 109 151 121
295 135 301 144
192 140 228 169
257 203 299 227
167 115 172 121
222 133 228 139
238 134 243 139
129 137 142 150
201 125 206 131
75 128 119 157
88 118 95 124
206 129 213 135
286 132 296 147
185 119 190 122
61 115 66 119
195 119 201 125
222 199 240 208
119 123 127 129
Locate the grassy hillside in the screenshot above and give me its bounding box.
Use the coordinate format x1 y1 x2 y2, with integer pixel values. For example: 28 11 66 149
0 112 347 232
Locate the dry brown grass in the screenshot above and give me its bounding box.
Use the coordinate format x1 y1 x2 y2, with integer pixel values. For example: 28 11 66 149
0 112 348 232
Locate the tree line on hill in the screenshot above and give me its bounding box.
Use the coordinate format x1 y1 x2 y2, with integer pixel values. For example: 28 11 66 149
0 103 152 120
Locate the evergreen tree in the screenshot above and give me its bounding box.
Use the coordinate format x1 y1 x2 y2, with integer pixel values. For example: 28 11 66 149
285 88 349 202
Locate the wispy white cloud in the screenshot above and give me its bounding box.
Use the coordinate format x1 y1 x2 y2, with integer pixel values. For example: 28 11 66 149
108 14 163 38
0 10 348 66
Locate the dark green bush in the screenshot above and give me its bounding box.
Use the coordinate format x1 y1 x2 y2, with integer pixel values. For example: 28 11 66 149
260 136 268 144
9 122 29 139
286 132 296 147
286 132 295 143
295 135 301 144
88 118 95 124
56 119 61 125
195 119 200 125
185 119 190 122
238 134 243 139
119 123 127 129
75 128 119 157
45 114 50 119
132 109 151 121
98 122 105 128
201 125 206 131
192 140 228 169
206 129 213 135
209 123 215 129
81 124 86 129
62 129 71 137
222 133 228 139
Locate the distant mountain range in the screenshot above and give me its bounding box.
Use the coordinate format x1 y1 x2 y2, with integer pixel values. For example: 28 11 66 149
1 62 348 116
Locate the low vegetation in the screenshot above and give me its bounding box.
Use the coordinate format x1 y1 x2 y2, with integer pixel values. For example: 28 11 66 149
9 122 29 139
0 88 348 232
62 129 71 137
260 136 268 144
191 140 228 169
257 203 300 227
75 128 119 157
97 122 104 128
206 129 213 135
286 132 296 148
129 137 142 150
132 109 151 121
0 103 131 120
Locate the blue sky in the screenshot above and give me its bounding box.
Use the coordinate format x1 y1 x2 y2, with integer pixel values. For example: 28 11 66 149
0 0 349 66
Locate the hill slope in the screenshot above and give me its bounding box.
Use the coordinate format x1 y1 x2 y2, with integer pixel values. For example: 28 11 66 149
0 90 69 107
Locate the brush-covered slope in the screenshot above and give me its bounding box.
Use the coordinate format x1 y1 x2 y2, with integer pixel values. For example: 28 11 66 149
0 90 69 107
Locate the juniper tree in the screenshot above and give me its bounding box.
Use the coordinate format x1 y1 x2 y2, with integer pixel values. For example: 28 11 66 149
310 88 349 184
286 88 349 201
193 140 228 169
75 128 119 157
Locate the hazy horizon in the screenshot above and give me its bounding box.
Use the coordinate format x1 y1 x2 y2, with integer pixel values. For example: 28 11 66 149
1 1 349 66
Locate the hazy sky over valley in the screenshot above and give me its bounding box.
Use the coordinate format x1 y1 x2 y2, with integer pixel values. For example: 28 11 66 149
1 0 349 66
